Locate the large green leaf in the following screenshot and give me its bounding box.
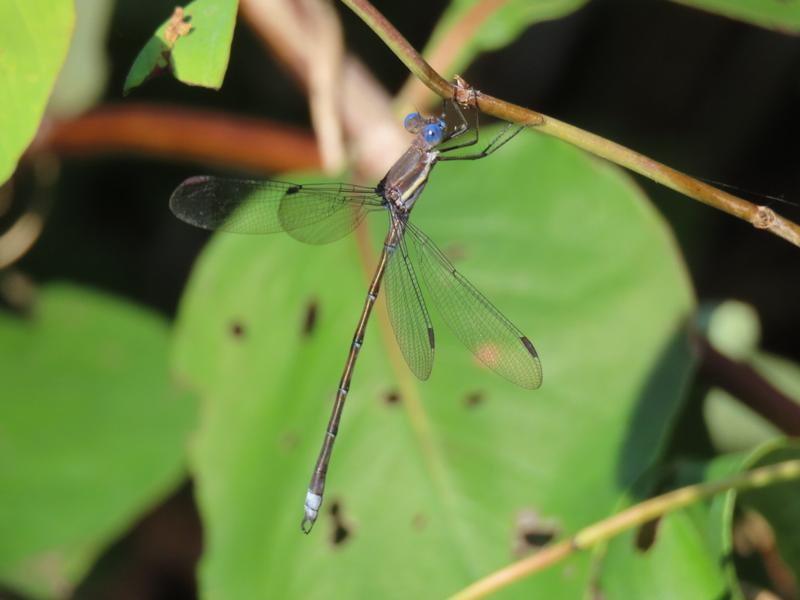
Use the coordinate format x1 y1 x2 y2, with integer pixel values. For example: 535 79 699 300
0 285 197 598
422 0 589 78
123 0 238 95
0 0 74 185
172 128 695 597
670 0 800 33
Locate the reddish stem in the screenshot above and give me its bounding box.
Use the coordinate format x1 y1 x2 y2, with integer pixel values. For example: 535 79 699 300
695 335 800 436
36 104 321 174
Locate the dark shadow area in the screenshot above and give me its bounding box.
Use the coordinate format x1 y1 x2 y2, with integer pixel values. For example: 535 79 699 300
615 323 698 493
73 481 202 600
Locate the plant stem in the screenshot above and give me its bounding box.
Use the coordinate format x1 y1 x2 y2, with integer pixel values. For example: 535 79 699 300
694 333 800 436
342 0 452 99
449 459 800 600
37 104 321 174
339 0 800 249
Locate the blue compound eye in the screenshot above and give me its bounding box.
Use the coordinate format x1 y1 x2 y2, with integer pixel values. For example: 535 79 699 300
423 123 443 145
404 112 423 133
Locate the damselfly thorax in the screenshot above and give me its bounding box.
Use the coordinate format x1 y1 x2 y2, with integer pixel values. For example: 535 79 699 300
378 138 439 213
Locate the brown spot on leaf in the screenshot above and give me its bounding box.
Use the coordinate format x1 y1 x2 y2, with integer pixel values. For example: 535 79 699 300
383 389 401 405
412 513 428 531
302 300 318 336
464 391 484 408
278 432 298 452
329 501 352 546
230 321 246 339
444 243 467 262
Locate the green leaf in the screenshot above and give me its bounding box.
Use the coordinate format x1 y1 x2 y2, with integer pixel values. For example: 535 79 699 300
0 285 197 598
422 0 589 77
599 505 728 599
173 129 695 597
599 439 800 597
0 0 74 185
670 0 800 33
123 0 238 95
706 440 800 596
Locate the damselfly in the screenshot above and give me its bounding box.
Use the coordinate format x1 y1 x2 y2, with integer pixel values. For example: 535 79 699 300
169 101 542 534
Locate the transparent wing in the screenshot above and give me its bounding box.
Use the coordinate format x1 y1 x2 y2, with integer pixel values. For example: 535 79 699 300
169 176 383 244
406 222 542 389
384 218 435 380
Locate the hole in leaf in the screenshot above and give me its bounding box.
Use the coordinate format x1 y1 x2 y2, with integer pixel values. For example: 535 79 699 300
383 389 401 405
635 517 661 552
329 501 351 546
302 300 318 336
524 530 555 547
412 513 428 531
514 509 559 557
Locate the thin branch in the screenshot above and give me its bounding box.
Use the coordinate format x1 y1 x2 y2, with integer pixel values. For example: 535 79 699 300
339 0 800 249
36 104 321 174
693 334 800 436
450 459 800 600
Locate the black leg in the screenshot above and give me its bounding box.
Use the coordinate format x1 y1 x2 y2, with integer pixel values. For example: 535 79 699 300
438 122 526 161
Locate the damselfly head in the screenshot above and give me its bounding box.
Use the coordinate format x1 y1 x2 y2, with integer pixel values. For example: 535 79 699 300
404 111 447 148
403 112 425 133
422 122 445 146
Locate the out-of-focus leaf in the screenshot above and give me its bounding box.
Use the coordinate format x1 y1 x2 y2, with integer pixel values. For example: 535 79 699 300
704 387 781 453
602 439 800 598
49 0 114 118
124 0 238 95
705 300 760 360
0 285 197 598
172 127 696 597
422 0 589 77
670 0 800 33
705 440 800 596
0 0 74 185
599 504 728 598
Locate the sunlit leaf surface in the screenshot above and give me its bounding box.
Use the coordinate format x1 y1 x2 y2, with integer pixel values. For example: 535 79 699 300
0 0 73 184
124 0 237 94
422 0 589 78
671 0 800 33
172 129 695 597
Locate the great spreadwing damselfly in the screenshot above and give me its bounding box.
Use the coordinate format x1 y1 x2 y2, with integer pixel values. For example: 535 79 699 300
169 100 543 534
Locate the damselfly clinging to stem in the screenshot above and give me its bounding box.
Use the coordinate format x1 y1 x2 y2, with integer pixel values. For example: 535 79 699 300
169 96 543 534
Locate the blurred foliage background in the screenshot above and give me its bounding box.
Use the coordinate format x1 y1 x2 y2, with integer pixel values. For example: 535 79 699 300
1 0 799 598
